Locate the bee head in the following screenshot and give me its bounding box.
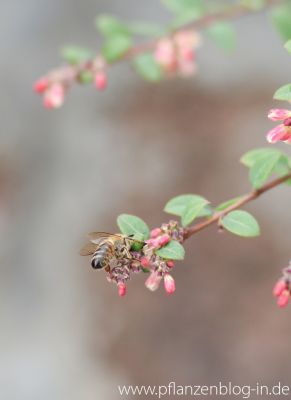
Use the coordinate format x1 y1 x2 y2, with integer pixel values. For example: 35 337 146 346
91 258 104 269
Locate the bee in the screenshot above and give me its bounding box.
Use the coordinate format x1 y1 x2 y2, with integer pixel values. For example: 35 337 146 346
80 232 144 270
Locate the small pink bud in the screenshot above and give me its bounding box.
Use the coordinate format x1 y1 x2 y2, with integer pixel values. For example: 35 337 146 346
164 273 176 294
145 271 162 292
266 124 287 143
158 234 170 246
150 228 162 239
166 260 174 268
146 238 160 249
268 109 291 121
277 289 290 308
180 47 195 62
34 77 49 93
94 71 107 90
140 257 150 268
118 282 126 297
273 280 287 297
43 84 65 109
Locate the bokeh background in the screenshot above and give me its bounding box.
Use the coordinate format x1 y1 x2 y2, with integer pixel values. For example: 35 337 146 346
0 0 291 399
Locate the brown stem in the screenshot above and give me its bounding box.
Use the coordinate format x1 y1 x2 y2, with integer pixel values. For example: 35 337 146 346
45 0 282 83
183 172 291 240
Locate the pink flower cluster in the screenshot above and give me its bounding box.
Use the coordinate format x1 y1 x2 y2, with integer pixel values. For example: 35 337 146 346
267 109 291 144
154 30 201 77
273 262 291 308
103 221 185 297
34 57 107 109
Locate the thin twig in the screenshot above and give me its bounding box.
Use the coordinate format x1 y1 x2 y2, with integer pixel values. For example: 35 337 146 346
183 172 291 239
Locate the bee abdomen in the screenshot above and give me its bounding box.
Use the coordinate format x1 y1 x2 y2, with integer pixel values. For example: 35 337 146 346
91 243 112 269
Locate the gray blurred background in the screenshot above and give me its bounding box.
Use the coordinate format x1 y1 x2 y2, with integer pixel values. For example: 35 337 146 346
0 0 291 399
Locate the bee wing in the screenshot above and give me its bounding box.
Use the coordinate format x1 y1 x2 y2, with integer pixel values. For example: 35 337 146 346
87 231 122 244
87 231 144 245
79 242 99 256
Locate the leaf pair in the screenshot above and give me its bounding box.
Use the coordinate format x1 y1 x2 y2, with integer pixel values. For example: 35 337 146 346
117 214 185 260
164 194 211 227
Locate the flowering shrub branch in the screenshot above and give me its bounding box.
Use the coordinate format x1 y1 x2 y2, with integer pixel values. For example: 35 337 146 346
34 0 285 108
35 0 291 309
82 147 291 302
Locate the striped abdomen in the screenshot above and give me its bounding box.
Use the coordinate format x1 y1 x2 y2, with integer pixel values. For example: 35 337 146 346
91 241 113 269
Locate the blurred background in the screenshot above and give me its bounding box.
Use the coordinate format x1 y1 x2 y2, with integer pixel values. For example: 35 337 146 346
0 0 291 399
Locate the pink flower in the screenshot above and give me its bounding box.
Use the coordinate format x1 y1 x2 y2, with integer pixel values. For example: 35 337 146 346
145 271 162 291
118 282 127 297
43 84 65 109
158 234 170 247
150 228 162 239
166 260 174 268
273 280 287 297
95 71 107 90
34 77 49 94
267 108 291 144
266 124 291 143
277 289 290 308
140 257 150 268
164 273 176 294
268 109 291 121
154 38 177 73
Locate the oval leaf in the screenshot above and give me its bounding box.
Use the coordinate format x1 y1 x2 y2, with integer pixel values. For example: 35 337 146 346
207 22 236 52
102 35 132 63
249 151 281 188
156 240 185 260
181 197 209 227
221 210 260 237
240 148 283 167
274 83 291 101
164 194 209 217
133 53 163 82
117 214 150 240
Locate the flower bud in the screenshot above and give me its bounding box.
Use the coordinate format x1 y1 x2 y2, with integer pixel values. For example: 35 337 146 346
277 289 290 308
145 271 162 292
166 260 174 268
94 71 107 90
118 282 127 297
273 280 287 297
158 234 170 247
164 273 176 294
34 77 49 93
150 228 162 239
43 84 65 109
140 257 150 268
267 109 291 121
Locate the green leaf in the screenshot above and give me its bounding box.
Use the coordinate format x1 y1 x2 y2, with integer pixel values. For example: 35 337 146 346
161 0 205 15
133 53 163 82
274 83 291 101
156 240 185 260
129 22 165 37
240 148 283 167
215 197 242 212
272 4 291 41
207 22 236 52
61 46 93 65
284 39 291 53
78 70 94 84
117 214 150 240
249 151 281 188
95 14 130 37
102 35 132 62
164 194 209 217
221 210 260 237
181 197 210 227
